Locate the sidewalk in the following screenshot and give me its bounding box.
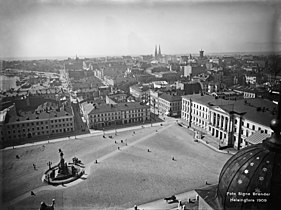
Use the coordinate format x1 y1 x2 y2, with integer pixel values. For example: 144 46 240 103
198 134 237 155
126 190 198 210
1 121 167 151
178 120 237 155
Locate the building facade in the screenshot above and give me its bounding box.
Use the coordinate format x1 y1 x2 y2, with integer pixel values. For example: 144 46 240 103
1 102 74 143
158 93 182 117
181 95 275 150
84 102 151 129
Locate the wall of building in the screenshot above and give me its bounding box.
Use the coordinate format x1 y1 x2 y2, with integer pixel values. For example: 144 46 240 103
3 115 74 142
88 106 150 129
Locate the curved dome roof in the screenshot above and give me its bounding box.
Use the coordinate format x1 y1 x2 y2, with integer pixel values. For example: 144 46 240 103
217 119 281 210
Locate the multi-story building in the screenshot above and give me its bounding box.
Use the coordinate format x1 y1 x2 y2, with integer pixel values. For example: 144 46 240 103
245 75 257 85
1 101 74 143
211 91 244 100
94 68 104 80
105 93 128 104
149 89 163 114
181 94 211 134
82 102 151 129
181 95 276 150
158 93 182 117
129 84 150 103
76 87 99 100
104 75 115 86
176 81 202 95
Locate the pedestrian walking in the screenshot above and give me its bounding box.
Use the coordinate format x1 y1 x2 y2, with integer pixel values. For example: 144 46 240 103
33 164 36 170
16 155 20 159
31 191 36 196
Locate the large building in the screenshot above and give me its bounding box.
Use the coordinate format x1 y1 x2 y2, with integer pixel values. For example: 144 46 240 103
158 93 182 117
129 84 150 103
82 102 151 129
1 101 74 143
105 93 128 104
181 95 276 150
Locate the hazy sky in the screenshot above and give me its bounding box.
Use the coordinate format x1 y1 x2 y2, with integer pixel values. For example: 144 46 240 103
0 0 281 58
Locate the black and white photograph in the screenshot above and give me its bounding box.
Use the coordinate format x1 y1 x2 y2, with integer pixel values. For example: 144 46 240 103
0 0 281 209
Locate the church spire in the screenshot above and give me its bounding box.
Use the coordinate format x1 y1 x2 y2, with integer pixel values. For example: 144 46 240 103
154 45 158 58
158 45 161 57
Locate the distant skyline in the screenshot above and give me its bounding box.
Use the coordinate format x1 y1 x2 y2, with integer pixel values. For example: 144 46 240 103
1 0 281 59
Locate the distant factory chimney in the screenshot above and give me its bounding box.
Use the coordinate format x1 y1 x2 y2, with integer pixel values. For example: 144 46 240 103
199 49 204 59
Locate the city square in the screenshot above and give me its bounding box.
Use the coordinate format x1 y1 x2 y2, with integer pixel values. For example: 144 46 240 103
2 122 231 209
1 1 281 209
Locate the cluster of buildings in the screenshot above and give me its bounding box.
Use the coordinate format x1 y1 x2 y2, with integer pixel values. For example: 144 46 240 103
1 49 280 151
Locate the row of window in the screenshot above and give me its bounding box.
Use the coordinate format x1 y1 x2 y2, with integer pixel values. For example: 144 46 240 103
7 123 74 134
7 117 73 129
90 114 148 123
91 109 148 118
7 128 74 139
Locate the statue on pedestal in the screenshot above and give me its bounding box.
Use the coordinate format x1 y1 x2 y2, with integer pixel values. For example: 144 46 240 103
58 150 68 175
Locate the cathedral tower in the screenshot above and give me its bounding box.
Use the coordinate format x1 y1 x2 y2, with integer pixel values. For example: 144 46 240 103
154 45 158 58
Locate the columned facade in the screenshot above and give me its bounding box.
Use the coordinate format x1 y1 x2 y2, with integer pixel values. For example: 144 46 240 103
208 108 231 147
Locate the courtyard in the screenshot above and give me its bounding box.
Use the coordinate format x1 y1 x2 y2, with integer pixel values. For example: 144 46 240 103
1 122 231 210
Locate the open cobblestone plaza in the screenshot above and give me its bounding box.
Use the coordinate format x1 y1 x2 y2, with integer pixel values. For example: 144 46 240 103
2 122 231 210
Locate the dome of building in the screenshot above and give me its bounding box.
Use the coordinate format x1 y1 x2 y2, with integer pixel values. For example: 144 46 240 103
217 118 281 210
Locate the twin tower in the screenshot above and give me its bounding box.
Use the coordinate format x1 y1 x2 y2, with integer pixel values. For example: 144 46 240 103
154 45 162 59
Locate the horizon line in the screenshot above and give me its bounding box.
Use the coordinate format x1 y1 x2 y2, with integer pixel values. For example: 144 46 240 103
1 50 280 61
